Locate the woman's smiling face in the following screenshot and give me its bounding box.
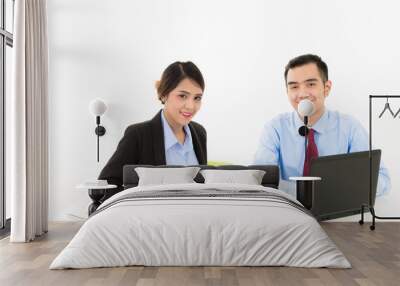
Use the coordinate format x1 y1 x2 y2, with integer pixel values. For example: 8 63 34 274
163 78 203 127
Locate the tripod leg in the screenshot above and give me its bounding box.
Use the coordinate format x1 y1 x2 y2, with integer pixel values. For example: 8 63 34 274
369 206 376 231
359 205 365 225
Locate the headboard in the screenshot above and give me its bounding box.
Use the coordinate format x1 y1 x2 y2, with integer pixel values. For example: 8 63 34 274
123 164 280 189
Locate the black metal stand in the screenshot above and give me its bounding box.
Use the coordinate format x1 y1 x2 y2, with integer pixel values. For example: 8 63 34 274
293 116 315 210
358 95 400 230
296 180 315 210
86 186 119 216
94 116 106 162
88 189 106 216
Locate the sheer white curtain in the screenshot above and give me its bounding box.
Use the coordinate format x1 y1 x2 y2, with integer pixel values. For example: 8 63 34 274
10 0 48 242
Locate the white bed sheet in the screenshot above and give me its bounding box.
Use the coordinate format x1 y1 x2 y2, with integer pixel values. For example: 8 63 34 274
50 183 351 269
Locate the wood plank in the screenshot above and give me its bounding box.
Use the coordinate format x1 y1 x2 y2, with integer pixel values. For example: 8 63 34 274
0 222 399 286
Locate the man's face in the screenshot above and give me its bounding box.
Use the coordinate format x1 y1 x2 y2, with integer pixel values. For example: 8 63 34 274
286 63 331 117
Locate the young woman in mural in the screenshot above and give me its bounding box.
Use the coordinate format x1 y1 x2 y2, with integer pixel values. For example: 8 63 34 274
99 61 207 191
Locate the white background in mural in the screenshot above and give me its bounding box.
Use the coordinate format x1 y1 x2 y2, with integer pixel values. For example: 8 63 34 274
46 0 400 220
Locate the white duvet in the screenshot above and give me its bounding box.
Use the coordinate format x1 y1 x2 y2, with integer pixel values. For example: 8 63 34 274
50 183 351 269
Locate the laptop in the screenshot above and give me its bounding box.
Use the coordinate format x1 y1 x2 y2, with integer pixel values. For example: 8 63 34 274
309 150 381 220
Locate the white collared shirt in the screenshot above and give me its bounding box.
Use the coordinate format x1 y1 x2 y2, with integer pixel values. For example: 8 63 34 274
254 109 391 196
161 110 199 166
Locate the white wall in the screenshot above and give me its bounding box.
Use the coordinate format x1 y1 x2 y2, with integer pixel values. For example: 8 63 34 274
47 0 400 221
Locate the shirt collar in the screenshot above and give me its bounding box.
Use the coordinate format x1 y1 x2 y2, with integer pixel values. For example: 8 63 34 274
311 109 329 134
293 109 329 134
161 110 193 151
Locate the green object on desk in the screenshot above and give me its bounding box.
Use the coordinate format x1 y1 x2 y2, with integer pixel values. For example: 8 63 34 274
207 161 232 166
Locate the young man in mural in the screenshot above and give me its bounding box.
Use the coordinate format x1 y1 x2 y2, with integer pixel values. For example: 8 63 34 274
254 54 390 197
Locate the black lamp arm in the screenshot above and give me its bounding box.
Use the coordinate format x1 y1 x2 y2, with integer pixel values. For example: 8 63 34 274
94 116 106 162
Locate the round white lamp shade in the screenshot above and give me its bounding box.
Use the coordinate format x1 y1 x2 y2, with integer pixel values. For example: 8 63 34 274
89 98 107 116
298 99 315 117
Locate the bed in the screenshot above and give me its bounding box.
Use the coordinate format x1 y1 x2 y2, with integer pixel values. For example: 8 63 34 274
50 165 350 269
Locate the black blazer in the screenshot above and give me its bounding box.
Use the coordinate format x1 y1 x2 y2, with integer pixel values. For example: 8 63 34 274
98 110 207 189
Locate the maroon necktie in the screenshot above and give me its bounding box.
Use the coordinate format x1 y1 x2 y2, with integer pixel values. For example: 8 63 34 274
303 129 319 176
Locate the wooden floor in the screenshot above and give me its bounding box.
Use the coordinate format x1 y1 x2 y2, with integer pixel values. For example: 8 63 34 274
0 222 399 286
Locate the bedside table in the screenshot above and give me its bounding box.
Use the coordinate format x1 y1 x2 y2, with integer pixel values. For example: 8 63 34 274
76 184 117 216
289 176 321 210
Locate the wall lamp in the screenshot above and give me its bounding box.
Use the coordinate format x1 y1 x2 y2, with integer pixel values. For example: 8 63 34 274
89 98 107 162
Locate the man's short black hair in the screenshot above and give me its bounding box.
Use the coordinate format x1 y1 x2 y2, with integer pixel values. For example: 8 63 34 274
284 54 328 84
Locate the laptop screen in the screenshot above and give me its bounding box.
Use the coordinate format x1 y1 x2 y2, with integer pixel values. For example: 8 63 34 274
309 150 381 220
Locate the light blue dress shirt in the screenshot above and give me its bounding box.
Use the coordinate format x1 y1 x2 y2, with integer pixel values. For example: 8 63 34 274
254 109 391 196
161 111 199 166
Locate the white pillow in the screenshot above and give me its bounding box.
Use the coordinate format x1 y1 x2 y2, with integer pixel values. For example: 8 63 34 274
135 167 201 186
200 169 266 185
